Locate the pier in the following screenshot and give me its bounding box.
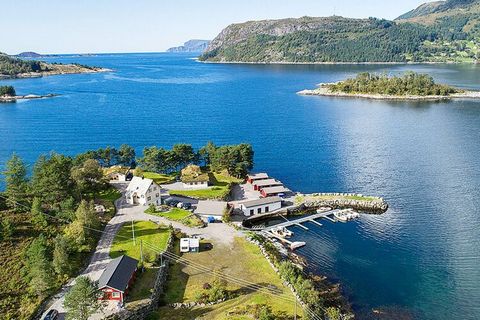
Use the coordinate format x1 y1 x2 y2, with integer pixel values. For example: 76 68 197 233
258 209 358 250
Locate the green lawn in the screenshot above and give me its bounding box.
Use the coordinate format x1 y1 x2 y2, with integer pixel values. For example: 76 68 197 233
110 221 171 264
110 221 171 303
156 237 301 320
142 172 177 185
170 171 243 200
147 208 204 228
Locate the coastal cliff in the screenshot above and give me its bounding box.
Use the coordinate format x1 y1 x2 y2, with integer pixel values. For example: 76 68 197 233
167 40 211 53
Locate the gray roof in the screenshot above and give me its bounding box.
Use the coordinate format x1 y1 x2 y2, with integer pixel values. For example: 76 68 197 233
253 179 283 187
240 196 282 208
126 176 154 196
261 186 290 194
98 255 138 292
247 173 268 180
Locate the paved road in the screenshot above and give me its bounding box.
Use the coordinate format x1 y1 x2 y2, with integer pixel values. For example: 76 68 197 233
41 182 243 319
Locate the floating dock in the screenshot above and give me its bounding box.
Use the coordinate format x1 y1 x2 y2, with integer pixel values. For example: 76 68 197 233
258 209 357 250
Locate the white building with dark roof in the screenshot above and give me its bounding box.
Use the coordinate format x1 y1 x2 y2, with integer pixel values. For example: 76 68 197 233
125 176 162 206
239 196 282 216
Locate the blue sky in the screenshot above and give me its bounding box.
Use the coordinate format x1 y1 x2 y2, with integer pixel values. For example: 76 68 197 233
1 0 431 54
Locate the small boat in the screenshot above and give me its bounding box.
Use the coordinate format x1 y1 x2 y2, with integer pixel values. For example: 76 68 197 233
334 209 360 222
290 241 306 250
271 226 294 238
316 206 332 213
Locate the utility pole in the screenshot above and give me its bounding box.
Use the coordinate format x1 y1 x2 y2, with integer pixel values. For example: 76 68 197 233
131 219 136 245
140 240 144 267
294 297 297 320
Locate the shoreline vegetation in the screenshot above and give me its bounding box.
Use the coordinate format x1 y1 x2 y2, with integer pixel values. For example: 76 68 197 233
298 72 480 101
0 53 110 80
0 85 58 103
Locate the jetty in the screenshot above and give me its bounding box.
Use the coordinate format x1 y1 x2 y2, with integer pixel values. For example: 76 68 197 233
259 209 357 250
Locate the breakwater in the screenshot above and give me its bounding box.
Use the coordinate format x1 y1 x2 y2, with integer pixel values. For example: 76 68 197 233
293 193 388 214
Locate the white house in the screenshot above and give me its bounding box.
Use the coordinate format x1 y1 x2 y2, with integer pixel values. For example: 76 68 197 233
239 196 282 216
182 178 209 189
125 176 162 206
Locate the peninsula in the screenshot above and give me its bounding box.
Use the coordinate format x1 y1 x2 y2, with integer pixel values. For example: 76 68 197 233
298 72 480 101
0 53 109 79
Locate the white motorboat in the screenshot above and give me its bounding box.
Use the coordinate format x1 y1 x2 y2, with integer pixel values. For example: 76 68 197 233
334 209 360 222
271 226 294 238
316 206 332 213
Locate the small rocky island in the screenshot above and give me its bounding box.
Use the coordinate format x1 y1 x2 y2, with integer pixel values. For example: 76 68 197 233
0 85 57 103
298 72 480 101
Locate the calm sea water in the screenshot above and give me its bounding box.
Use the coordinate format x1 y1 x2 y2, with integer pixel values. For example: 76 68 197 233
1 53 479 319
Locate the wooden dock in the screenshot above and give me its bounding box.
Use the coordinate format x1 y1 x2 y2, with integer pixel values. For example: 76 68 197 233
263 209 338 232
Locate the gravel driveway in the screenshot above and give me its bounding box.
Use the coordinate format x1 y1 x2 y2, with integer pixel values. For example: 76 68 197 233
41 182 243 319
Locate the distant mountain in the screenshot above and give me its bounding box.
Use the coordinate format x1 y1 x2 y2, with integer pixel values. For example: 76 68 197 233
15 51 44 58
167 40 211 53
200 0 480 64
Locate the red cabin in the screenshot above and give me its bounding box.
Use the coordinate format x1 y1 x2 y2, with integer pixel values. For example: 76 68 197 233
246 173 269 184
98 255 138 305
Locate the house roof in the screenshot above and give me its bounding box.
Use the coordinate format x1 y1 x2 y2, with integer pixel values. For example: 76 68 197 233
252 179 283 187
126 176 154 196
247 173 268 180
195 200 227 216
240 196 282 208
98 255 138 292
261 186 290 195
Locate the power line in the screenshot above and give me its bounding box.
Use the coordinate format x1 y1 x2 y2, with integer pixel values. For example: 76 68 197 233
0 193 323 320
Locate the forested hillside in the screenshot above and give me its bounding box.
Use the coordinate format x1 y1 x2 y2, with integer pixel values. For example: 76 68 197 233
200 0 480 63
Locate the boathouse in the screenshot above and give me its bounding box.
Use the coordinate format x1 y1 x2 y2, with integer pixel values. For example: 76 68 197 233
247 173 269 184
98 255 138 305
260 186 291 197
239 196 282 216
252 178 283 191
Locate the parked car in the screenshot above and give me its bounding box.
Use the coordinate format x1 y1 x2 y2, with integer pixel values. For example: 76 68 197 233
182 202 192 210
43 309 59 320
164 197 179 207
177 202 184 208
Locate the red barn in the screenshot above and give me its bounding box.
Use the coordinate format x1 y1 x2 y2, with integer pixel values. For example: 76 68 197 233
98 255 138 305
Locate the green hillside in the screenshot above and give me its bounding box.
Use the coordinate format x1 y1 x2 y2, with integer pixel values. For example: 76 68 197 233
200 0 480 63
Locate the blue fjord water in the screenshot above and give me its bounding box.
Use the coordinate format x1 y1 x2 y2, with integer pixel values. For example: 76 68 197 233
1 53 479 319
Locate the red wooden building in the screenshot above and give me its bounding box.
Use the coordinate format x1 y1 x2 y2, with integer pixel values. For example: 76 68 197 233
246 173 269 184
260 186 291 198
98 255 138 305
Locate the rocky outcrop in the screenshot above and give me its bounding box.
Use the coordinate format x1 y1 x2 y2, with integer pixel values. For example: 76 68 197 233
294 193 388 214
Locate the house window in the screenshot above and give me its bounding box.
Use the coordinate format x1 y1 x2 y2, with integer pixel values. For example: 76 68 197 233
156 193 159 198
147 196 151 201
250 209 254 215
265 206 269 212
112 292 120 298
153 186 157 191
141 195 144 198
257 208 261 214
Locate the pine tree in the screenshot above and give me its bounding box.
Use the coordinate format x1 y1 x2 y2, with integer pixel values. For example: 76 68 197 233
53 235 71 277
64 276 103 320
23 235 55 297
3 154 28 212
31 197 48 229
1 218 14 240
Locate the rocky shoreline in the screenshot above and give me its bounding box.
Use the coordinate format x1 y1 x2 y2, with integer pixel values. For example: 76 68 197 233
298 83 480 101
0 93 58 103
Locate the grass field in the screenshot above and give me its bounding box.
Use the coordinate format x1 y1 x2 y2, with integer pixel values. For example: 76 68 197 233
94 186 121 219
155 237 301 320
110 221 171 302
147 208 204 228
142 172 177 185
170 171 243 200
